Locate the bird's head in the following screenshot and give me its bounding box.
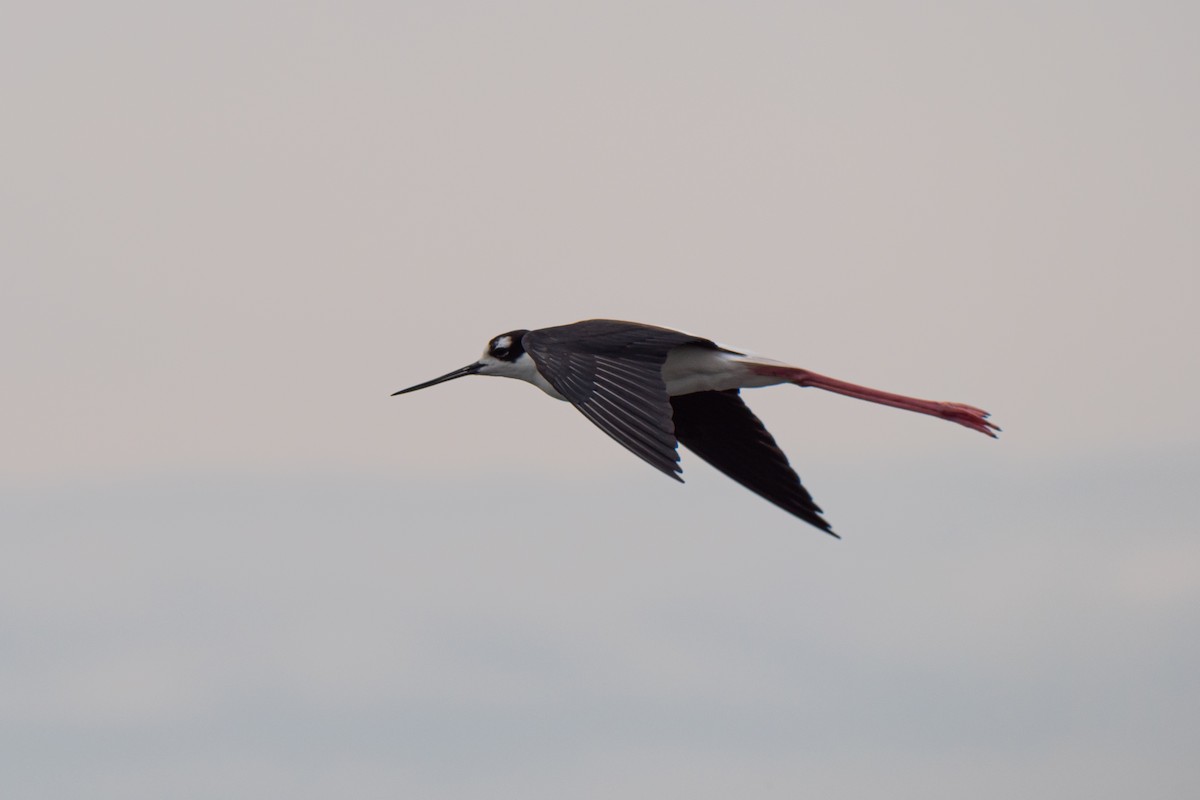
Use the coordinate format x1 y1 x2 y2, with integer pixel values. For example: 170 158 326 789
476 330 530 376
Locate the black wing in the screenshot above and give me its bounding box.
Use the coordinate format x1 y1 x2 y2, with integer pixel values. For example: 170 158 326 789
670 389 836 535
523 320 718 481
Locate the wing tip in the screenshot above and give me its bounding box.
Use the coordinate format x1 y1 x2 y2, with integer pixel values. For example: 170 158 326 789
803 512 839 538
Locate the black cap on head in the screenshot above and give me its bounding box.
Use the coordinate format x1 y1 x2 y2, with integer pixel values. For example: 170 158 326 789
487 330 529 362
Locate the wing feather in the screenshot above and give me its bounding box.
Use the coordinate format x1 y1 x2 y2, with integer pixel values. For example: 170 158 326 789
523 320 717 480
670 389 835 535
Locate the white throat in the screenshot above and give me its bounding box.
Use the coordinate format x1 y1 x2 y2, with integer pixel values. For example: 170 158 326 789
477 351 566 399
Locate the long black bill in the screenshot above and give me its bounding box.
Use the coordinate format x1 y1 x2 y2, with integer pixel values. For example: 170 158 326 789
391 363 481 396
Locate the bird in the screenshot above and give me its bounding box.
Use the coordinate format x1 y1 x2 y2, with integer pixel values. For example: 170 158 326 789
392 319 998 536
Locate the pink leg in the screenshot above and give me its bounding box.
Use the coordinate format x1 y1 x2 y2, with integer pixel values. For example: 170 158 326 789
752 366 1000 438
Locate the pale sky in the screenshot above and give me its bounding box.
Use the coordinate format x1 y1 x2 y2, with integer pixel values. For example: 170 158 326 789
2 2 1198 798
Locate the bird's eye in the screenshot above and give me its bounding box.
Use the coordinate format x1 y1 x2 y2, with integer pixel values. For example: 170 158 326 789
493 346 509 358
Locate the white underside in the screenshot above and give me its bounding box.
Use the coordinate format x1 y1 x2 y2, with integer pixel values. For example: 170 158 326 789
478 345 792 400
660 345 790 396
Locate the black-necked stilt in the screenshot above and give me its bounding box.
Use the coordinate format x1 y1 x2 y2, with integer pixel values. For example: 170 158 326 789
393 319 998 535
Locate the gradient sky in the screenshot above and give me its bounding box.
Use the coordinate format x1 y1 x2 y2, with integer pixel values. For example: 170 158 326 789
3 2 1198 798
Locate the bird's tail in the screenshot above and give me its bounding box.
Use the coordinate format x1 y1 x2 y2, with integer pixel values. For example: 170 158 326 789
747 363 1000 438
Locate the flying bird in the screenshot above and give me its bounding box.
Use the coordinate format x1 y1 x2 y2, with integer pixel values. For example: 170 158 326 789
392 319 998 535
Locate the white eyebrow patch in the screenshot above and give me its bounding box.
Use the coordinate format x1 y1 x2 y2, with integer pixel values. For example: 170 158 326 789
492 335 512 351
